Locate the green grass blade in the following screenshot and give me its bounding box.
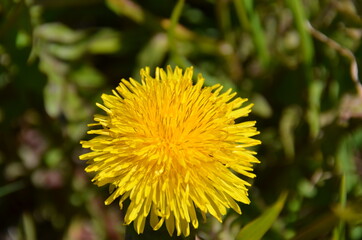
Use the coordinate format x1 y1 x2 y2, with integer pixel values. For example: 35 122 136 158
333 174 346 240
168 0 185 64
233 0 250 30
23 213 36 240
0 181 24 198
234 0 270 67
236 192 288 240
285 0 314 64
292 212 338 240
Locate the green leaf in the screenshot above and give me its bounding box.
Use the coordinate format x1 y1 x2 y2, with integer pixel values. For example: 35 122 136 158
306 79 323 138
71 64 105 88
251 93 273 119
135 33 168 72
44 148 62 168
43 77 65 118
63 83 89 121
16 29 31 48
35 23 84 44
88 28 121 54
66 121 88 142
105 0 144 23
46 42 87 61
236 192 288 240
280 106 302 159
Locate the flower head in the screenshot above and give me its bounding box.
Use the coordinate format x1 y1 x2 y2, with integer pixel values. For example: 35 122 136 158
80 66 261 236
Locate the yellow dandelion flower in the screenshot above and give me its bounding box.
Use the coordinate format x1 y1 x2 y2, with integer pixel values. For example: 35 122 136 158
80 66 261 236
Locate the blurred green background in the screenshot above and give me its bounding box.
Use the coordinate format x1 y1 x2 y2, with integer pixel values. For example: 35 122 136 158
1 0 362 239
